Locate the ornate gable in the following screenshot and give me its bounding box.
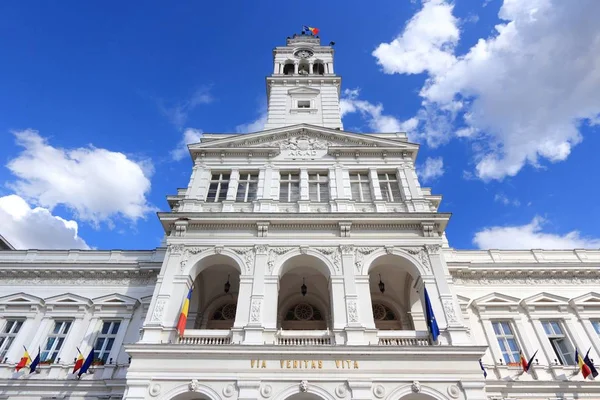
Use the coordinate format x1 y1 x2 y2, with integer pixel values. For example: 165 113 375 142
521 292 569 313
0 293 44 312
45 293 92 312
472 293 521 313
569 292 600 314
93 293 139 313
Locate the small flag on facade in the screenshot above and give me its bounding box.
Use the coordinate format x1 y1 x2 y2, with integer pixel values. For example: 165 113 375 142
29 348 40 374
77 350 95 379
479 359 487 378
15 346 31 372
177 287 193 337
584 348 599 378
73 347 84 374
423 288 440 342
520 349 537 373
302 26 319 36
576 349 592 379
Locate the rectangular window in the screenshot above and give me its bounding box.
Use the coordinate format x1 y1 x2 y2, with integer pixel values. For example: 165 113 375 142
350 172 372 202
236 173 258 202
592 320 600 336
94 320 121 364
297 100 310 108
378 172 402 202
279 172 300 203
206 173 230 203
542 320 576 365
492 321 521 364
41 320 71 362
0 319 23 361
309 172 329 202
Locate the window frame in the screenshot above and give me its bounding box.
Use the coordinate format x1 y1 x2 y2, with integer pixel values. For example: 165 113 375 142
0 319 24 361
378 172 402 202
279 172 300 203
297 100 311 109
93 320 121 364
206 172 230 203
349 172 372 202
491 320 521 364
236 172 258 203
592 320 600 336
41 320 72 362
308 172 329 203
542 320 576 365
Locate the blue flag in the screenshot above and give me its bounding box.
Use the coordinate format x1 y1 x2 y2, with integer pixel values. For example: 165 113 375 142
424 288 440 342
479 359 487 378
585 348 599 378
77 350 95 378
29 348 40 374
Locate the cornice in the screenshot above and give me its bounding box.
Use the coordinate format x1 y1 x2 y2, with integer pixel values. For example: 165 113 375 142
0 268 158 286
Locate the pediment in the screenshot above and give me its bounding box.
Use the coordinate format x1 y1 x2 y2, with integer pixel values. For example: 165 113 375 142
287 87 320 95
0 293 44 306
191 124 418 154
93 293 139 311
521 292 569 306
570 292 600 311
46 293 92 308
472 293 520 311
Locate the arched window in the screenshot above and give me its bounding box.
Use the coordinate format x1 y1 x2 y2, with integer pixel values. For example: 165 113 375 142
372 303 402 330
313 62 325 75
282 303 326 330
298 61 309 75
206 303 237 329
283 63 294 75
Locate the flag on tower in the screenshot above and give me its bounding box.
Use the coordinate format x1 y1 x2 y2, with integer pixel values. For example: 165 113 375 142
177 287 193 337
302 26 319 35
15 346 31 372
576 349 592 379
29 348 40 374
423 288 440 342
520 349 538 373
73 347 85 374
584 348 599 378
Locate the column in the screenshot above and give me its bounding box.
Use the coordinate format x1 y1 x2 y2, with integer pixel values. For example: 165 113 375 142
273 62 279 74
294 62 299 74
309 62 314 74
328 62 334 74
233 275 253 343
243 245 270 344
355 276 375 330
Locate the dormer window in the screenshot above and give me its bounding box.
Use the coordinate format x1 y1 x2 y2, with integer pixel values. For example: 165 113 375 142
298 100 310 109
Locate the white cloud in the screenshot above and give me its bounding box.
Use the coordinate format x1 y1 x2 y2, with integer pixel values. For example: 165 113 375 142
417 157 445 182
171 128 203 161
473 216 600 250
0 195 89 249
340 88 417 134
494 193 521 207
6 130 155 226
158 87 213 129
374 0 600 180
236 101 268 133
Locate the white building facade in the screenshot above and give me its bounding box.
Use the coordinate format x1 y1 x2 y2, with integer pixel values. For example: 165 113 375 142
0 33 599 400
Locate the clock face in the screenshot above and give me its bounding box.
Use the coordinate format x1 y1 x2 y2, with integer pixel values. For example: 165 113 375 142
294 49 314 59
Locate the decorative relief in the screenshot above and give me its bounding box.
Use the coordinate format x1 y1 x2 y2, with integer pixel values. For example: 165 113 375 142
150 299 166 323
279 135 328 151
250 298 262 323
232 247 254 274
168 244 185 255
214 246 223 254
425 244 442 255
335 384 348 398
315 248 340 273
373 384 386 399
267 247 293 273
260 384 273 398
447 384 460 399
347 299 359 323
354 247 376 272
0 274 157 286
411 381 421 393
255 245 269 255
340 245 354 255
442 299 458 323
189 379 199 392
300 380 309 393
148 383 161 397
223 384 235 398
451 273 600 285
179 247 210 273
404 247 431 274
384 245 394 255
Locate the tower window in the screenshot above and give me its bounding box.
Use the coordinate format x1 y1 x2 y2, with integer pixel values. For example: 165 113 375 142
236 173 258 202
283 63 294 75
297 100 310 109
313 62 325 75
280 172 300 202
207 173 230 203
309 172 329 202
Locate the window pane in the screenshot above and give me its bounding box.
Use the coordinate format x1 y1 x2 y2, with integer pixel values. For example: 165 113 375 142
360 182 372 202
501 322 511 335
105 338 115 351
4 321 14 333
542 322 552 335
14 320 23 332
101 322 110 335
550 321 561 334
56 337 64 350
111 322 121 335
45 337 56 351
247 183 257 201
52 324 61 334
95 337 105 351
63 321 71 333
507 338 519 352
502 352 511 364
593 321 600 334
492 322 501 335
498 340 507 352
41 351 50 361
0 337 5 348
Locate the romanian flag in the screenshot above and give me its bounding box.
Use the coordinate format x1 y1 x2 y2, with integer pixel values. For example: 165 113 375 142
77 350 94 379
303 26 319 36
15 346 31 372
584 348 599 378
29 348 40 374
520 349 537 373
176 287 193 337
73 347 85 374
576 349 592 379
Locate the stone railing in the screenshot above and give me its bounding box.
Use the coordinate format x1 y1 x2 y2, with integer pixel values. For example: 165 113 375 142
377 330 431 346
178 329 232 345
276 330 333 346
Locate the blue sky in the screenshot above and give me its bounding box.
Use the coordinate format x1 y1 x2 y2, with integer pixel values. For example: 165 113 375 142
1 0 599 251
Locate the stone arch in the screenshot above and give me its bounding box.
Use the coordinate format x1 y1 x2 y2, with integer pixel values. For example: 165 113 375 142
278 291 331 330
271 249 336 277
198 293 238 329
283 60 295 75
385 384 449 400
313 60 325 75
186 251 245 279
370 293 412 330
362 249 426 278
272 383 337 400
160 382 221 400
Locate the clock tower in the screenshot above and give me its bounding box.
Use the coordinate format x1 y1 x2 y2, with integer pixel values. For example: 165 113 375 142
264 33 343 130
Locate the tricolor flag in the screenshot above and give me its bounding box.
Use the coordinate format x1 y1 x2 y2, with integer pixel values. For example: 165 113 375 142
77 350 95 379
520 349 538 373
423 288 440 342
73 347 85 374
176 287 193 337
584 348 599 378
29 348 40 374
576 349 592 379
302 26 319 36
479 359 488 378
15 346 31 372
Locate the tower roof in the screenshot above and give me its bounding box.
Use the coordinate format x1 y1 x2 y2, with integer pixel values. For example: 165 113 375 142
286 33 321 46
